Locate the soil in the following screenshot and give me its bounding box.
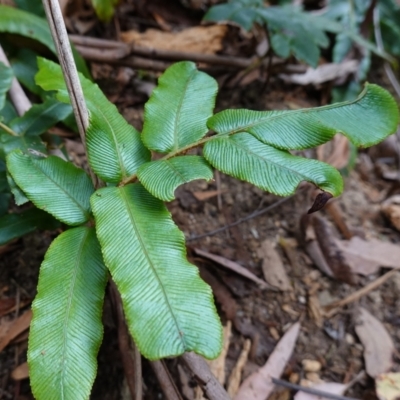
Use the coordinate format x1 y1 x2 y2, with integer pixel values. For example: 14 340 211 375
1 2 400 399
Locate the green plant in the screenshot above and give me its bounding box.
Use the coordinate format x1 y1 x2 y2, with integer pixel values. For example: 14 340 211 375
204 0 393 68
1 54 398 398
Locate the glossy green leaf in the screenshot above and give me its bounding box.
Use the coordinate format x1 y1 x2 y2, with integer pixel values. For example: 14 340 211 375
0 193 10 216
14 0 45 17
0 208 59 245
0 170 8 192
0 133 46 160
10 48 45 95
36 58 150 183
91 184 222 360
6 172 28 205
204 133 343 197
142 62 218 153
0 100 17 124
0 62 13 111
208 84 399 150
9 98 72 136
0 6 91 78
137 156 214 201
7 150 94 225
28 227 107 400
91 0 118 22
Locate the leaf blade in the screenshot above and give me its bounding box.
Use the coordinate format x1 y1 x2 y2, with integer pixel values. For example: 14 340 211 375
208 84 399 150
7 150 94 225
91 184 222 360
0 62 13 110
203 133 343 197
28 227 107 400
142 62 218 153
36 58 150 183
137 156 213 201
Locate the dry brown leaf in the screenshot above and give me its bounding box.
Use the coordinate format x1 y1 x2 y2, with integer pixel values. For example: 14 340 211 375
301 215 356 285
207 321 232 385
0 310 32 352
381 195 400 232
279 60 358 85
294 382 348 400
376 372 400 400
336 237 400 275
355 307 394 378
11 362 29 380
234 322 301 400
257 240 291 291
192 190 225 202
194 248 273 289
121 25 227 55
227 339 251 398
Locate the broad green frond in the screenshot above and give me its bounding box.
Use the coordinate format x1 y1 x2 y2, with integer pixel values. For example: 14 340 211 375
208 84 399 150
36 58 150 183
203 133 343 197
7 150 94 225
137 156 213 201
28 227 107 400
91 184 222 360
142 62 218 153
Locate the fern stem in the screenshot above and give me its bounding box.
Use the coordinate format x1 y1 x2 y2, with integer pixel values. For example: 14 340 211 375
0 121 18 137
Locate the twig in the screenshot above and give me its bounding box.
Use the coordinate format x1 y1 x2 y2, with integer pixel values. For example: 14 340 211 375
271 378 359 400
186 196 294 241
69 34 281 69
323 268 399 315
110 282 142 400
0 45 31 116
149 360 183 400
42 0 96 185
181 352 230 400
373 7 400 100
42 0 89 139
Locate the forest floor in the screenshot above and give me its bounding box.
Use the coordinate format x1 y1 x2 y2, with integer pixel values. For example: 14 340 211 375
1 1 400 399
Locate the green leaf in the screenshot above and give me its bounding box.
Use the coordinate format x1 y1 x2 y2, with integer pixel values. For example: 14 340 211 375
0 170 8 192
7 150 94 225
0 6 91 79
0 133 46 160
28 227 107 400
0 193 10 216
10 48 45 95
204 133 343 197
208 84 399 150
7 172 28 205
0 62 13 111
14 0 45 17
142 62 218 154
91 184 222 359
0 100 18 124
91 0 118 22
9 98 72 136
137 156 214 202
0 208 59 245
36 58 150 183
203 1 261 30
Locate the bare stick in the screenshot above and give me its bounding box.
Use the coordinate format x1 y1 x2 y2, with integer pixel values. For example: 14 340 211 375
271 378 359 400
182 352 230 400
110 282 142 400
42 0 89 138
0 45 31 116
323 269 399 316
149 360 183 400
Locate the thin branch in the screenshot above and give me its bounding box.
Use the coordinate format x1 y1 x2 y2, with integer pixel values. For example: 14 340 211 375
42 0 89 138
181 352 230 400
187 196 294 242
42 0 97 185
149 360 183 400
110 282 142 400
0 121 18 137
271 378 359 400
0 45 31 116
